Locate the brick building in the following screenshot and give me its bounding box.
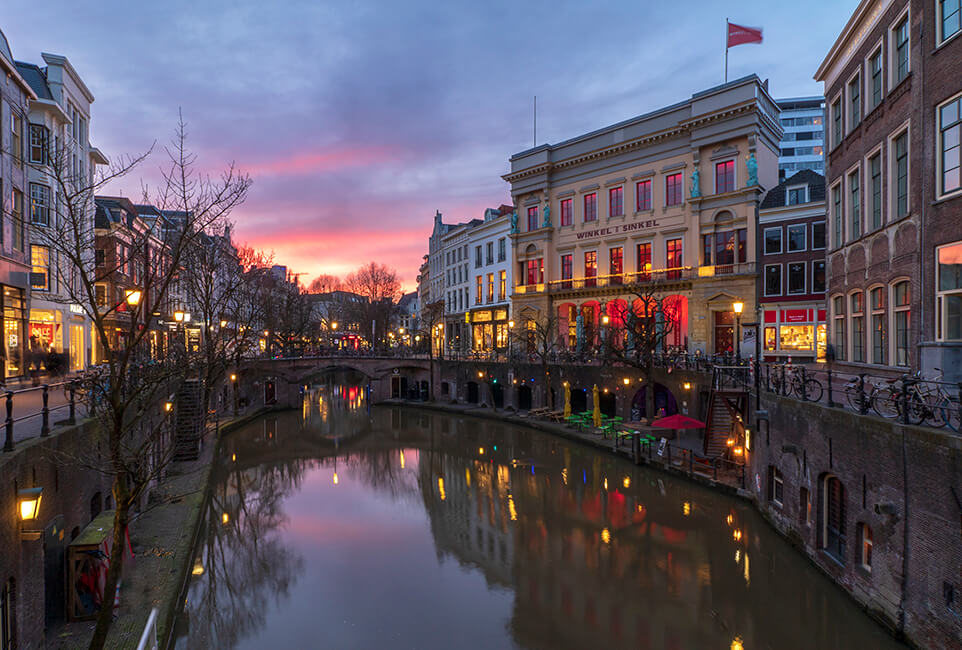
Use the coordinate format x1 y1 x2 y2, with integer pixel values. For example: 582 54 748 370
815 0 962 378
757 170 828 362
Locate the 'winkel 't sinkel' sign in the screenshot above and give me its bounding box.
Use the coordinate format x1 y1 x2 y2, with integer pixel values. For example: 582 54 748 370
575 219 660 240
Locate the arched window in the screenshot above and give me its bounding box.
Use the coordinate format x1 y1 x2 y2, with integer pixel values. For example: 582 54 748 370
821 475 847 563
891 280 910 366
857 522 873 570
1 578 15 650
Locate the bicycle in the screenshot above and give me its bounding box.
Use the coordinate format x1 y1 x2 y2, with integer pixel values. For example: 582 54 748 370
787 366 823 402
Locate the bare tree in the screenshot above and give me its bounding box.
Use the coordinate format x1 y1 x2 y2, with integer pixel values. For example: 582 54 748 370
344 261 401 350
307 273 344 294
511 310 562 410
30 112 251 649
604 288 680 420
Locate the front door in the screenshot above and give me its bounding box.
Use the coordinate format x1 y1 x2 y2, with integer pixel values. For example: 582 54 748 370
714 311 734 355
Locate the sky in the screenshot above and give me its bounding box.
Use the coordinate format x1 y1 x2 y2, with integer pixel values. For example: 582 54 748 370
2 0 855 292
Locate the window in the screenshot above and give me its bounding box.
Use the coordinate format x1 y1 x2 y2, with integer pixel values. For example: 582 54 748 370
941 0 962 43
813 222 826 250
584 251 597 287
857 523 873 570
849 74 861 129
868 153 882 228
609 247 623 284
768 466 784 506
636 242 651 280
499 270 506 301
583 193 597 222
715 160 735 194
498 238 506 262
849 169 861 241
788 262 806 294
832 99 842 147
10 189 24 247
893 15 909 84
665 173 683 206
475 245 482 268
871 286 886 364
870 48 883 108
666 238 682 279
560 198 573 226
609 186 623 217
560 254 572 288
475 276 482 304
893 131 909 218
486 242 493 265
764 227 782 255
937 241 962 340
893 281 910 365
938 94 961 196
635 180 651 211
487 273 494 303
526 258 543 286
708 229 748 268
785 224 805 252
813 261 826 293
95 249 105 267
10 114 22 163
832 184 843 248
851 292 865 362
31 245 50 291
833 296 847 361
765 264 782 296
29 124 48 164
527 206 539 231
822 475 847 563
30 183 51 227
787 185 807 205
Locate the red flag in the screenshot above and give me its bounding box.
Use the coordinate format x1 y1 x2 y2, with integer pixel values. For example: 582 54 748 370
727 22 763 48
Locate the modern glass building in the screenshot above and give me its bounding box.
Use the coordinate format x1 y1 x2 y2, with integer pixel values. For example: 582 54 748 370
776 97 825 182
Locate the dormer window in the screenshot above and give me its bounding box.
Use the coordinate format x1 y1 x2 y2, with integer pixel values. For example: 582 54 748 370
787 185 808 206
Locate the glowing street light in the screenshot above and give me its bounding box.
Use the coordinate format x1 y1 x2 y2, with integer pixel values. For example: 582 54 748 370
18 487 42 521
733 301 744 364
174 310 185 322
125 289 142 306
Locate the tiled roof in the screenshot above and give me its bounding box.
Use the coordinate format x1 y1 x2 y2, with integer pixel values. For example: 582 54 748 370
760 170 826 209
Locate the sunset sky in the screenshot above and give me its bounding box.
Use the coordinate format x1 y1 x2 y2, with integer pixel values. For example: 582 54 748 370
3 1 854 291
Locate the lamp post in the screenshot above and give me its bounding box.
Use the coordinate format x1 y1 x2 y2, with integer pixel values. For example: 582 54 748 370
507 319 515 361
125 290 142 358
733 301 744 364
230 372 239 416
601 314 610 358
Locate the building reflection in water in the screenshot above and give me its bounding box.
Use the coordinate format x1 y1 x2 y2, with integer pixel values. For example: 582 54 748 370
178 384 902 650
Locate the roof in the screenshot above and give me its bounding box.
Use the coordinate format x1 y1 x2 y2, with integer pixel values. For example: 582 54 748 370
95 196 139 229
14 61 53 100
760 170 826 209
397 292 417 309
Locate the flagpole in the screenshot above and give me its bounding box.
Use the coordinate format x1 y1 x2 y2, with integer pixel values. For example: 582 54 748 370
725 18 729 83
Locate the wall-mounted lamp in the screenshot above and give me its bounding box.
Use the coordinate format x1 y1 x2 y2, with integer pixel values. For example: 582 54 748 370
19 487 43 541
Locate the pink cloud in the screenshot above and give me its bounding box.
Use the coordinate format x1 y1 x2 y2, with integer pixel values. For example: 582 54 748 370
245 146 400 177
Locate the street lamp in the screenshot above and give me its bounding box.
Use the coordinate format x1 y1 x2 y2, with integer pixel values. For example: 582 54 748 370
125 289 142 307
174 310 185 322
18 487 42 541
733 301 744 364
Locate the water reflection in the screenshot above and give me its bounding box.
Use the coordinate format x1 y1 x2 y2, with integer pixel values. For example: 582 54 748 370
179 380 903 649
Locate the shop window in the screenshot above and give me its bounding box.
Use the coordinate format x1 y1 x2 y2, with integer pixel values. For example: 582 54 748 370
857 523 873 570
780 324 814 351
764 326 777 351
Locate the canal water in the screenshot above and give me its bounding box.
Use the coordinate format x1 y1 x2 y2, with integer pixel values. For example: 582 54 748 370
175 379 903 649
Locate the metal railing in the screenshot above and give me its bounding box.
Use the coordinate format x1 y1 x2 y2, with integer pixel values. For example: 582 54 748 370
1 380 79 453
136 608 159 650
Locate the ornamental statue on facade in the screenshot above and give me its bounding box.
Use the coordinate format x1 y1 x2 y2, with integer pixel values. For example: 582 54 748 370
690 168 701 198
542 202 551 228
746 153 758 187
509 210 519 234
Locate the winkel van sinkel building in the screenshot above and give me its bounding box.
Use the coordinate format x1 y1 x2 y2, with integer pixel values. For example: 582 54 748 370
503 75 781 356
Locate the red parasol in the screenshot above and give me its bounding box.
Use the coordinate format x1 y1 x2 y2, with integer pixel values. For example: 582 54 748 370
651 414 706 429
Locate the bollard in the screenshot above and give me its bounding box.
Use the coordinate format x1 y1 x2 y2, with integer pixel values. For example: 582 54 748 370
4 391 12 452
41 384 49 436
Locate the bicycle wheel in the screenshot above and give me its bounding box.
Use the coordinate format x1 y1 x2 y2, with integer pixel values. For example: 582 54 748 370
941 397 961 432
804 377 823 403
871 387 899 419
927 396 949 428
844 386 863 411
905 394 926 426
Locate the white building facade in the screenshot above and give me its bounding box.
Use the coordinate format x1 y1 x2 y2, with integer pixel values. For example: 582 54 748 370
466 207 513 353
